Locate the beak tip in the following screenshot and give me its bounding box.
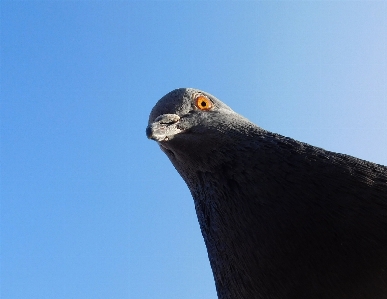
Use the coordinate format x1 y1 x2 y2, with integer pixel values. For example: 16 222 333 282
146 126 153 139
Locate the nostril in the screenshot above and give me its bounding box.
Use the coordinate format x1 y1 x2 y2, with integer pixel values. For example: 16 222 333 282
155 114 180 124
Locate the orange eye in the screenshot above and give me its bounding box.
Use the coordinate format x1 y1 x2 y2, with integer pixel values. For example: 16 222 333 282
195 96 213 111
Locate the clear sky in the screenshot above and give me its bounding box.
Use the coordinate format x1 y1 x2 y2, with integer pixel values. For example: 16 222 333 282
1 1 386 299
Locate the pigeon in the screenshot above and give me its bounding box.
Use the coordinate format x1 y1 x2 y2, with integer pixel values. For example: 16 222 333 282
146 88 387 299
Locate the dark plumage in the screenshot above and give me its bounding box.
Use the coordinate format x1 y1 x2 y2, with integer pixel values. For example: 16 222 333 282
146 88 387 299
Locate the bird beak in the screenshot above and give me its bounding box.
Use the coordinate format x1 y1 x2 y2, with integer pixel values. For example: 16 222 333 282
146 114 182 142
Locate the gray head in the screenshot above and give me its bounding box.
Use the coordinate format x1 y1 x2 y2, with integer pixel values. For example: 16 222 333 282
146 88 258 172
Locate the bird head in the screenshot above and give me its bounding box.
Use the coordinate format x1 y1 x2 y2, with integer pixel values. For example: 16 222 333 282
146 88 236 141
146 88 252 169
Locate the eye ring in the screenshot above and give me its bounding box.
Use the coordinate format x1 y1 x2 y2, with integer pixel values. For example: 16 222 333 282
195 95 213 111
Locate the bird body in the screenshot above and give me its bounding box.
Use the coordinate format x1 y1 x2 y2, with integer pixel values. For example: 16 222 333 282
146 88 387 299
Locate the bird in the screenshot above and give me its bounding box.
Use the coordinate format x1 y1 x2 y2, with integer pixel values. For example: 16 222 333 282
146 88 387 299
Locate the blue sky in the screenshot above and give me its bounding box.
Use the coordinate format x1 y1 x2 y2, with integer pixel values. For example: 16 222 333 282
1 1 386 298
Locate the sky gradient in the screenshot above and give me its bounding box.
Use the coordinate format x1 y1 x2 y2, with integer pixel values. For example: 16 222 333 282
1 2 387 298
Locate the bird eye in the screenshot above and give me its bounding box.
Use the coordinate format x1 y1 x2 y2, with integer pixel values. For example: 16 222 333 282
195 96 213 111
